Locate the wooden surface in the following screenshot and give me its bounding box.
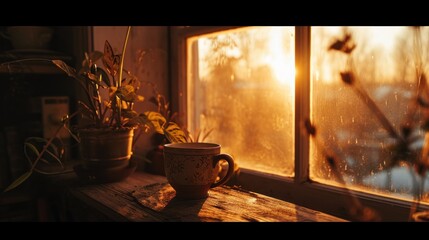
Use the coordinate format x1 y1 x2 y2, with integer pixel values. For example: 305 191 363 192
63 171 346 222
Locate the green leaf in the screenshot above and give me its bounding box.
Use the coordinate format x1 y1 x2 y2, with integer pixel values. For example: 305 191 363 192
52 60 77 78
87 72 100 83
47 140 60 157
122 109 138 119
117 85 138 102
97 68 111 87
24 142 41 165
102 40 120 77
43 149 63 166
164 122 187 143
127 113 151 127
3 171 32 192
136 95 144 102
24 137 64 162
145 111 166 135
24 142 60 166
24 142 41 155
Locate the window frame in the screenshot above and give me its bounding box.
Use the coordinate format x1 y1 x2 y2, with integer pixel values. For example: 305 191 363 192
169 26 428 221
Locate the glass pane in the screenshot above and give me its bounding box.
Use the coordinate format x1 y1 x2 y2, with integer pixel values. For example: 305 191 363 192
311 26 429 202
187 27 295 176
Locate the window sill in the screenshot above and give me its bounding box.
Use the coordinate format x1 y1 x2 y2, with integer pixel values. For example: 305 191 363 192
45 170 346 222
236 168 429 221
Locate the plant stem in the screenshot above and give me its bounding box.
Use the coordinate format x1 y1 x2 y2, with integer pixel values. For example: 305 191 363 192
0 58 52 66
29 111 77 172
74 75 100 126
352 83 401 140
94 83 103 126
347 58 401 141
305 120 378 221
119 26 131 89
115 26 131 127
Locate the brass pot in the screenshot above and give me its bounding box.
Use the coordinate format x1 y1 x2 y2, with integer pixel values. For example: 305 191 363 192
79 128 134 169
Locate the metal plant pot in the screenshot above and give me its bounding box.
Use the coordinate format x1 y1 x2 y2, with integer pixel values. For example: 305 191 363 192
79 128 134 170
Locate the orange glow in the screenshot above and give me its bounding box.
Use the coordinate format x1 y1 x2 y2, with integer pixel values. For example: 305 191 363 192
266 27 295 87
312 27 406 84
187 27 296 177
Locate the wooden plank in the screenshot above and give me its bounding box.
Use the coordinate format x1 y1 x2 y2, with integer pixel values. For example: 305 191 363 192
69 172 171 221
68 172 346 222
70 184 163 222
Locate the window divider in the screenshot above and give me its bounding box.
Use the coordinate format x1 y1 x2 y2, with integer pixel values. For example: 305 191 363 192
295 26 311 183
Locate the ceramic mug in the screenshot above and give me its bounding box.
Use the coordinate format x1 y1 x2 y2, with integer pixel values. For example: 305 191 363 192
163 142 235 199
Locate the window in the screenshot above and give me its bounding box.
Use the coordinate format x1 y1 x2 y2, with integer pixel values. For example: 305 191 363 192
186 27 295 177
311 27 429 203
171 26 429 220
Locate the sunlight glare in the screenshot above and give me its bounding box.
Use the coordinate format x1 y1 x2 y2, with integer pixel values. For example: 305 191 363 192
266 27 295 87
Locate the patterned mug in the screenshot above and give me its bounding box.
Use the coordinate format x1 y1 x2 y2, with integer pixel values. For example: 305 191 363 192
163 142 235 199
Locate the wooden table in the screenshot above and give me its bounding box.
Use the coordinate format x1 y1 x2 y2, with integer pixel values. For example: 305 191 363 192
53 171 346 222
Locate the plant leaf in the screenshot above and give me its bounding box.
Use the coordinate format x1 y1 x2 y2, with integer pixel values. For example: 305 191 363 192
109 86 118 98
3 171 32 192
52 60 77 78
126 113 151 128
117 85 138 102
24 142 40 157
102 40 120 77
63 125 80 143
164 122 187 143
145 111 166 134
78 101 95 119
195 129 201 143
24 140 63 167
200 128 214 142
136 95 144 102
49 137 66 160
24 142 45 165
87 72 100 83
122 109 138 119
97 67 111 87
43 148 63 166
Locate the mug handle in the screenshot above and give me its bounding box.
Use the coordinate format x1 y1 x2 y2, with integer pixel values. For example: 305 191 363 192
211 153 235 188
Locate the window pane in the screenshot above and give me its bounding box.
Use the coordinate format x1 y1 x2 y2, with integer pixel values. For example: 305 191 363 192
311 26 429 202
187 27 295 176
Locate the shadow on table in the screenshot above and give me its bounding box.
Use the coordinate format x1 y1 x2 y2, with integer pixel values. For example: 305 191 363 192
161 196 208 221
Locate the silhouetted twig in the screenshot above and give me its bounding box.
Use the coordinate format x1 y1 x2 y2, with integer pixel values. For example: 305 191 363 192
303 119 380 221
325 27 429 221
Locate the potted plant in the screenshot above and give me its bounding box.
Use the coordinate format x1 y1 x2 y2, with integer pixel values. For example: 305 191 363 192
3 26 186 192
143 89 211 175
144 92 179 175
143 85 241 179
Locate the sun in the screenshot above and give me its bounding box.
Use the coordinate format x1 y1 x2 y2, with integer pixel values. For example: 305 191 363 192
266 27 296 87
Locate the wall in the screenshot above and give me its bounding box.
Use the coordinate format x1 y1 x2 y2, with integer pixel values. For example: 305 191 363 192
92 26 169 169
